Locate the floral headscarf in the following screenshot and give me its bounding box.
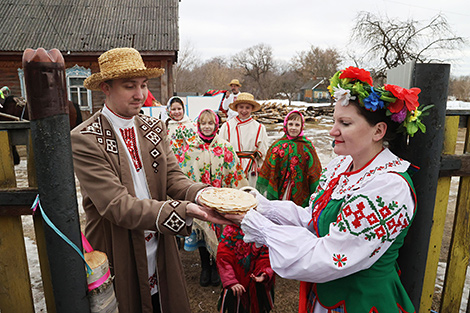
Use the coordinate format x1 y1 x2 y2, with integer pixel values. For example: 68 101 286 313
257 120 322 207
166 96 186 121
283 110 305 140
197 109 219 142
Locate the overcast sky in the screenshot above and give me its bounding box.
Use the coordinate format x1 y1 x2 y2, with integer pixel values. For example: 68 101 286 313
179 0 470 77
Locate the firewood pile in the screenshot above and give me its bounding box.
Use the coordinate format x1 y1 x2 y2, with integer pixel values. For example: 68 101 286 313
252 101 334 124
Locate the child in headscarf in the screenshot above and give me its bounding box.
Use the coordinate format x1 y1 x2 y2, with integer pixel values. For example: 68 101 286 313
165 96 198 157
179 109 248 287
216 224 275 313
256 110 322 207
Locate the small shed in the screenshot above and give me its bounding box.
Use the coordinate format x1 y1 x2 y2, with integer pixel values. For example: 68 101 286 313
299 78 330 103
0 0 179 120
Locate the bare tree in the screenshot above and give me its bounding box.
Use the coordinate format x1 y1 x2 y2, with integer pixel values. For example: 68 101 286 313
449 76 470 101
198 57 242 92
174 40 201 93
291 46 342 81
351 12 465 79
232 43 276 99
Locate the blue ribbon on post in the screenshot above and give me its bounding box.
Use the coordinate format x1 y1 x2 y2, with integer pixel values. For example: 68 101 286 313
30 194 93 275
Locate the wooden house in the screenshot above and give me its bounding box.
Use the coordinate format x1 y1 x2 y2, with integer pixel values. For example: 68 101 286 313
0 0 179 120
298 78 330 103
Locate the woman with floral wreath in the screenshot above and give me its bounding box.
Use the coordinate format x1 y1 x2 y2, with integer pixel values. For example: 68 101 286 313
179 109 248 287
221 66 432 313
257 110 322 207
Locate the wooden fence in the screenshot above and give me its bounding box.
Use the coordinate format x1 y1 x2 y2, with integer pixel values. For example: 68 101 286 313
420 113 470 313
0 121 56 313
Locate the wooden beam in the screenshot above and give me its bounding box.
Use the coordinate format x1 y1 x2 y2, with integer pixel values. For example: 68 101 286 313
160 59 169 105
419 116 459 312
0 130 35 312
439 154 470 177
440 116 470 312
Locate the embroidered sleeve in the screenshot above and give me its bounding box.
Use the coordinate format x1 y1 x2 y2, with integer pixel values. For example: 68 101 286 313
155 200 192 235
241 173 415 283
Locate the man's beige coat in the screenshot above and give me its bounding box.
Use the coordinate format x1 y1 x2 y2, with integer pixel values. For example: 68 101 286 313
71 111 206 313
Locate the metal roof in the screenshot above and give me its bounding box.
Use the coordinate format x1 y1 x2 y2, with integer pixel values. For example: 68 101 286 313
300 78 328 90
0 0 179 52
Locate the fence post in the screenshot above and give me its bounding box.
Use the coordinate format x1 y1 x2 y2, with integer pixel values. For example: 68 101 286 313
440 115 470 312
392 63 450 311
0 131 35 312
23 48 90 312
418 115 459 312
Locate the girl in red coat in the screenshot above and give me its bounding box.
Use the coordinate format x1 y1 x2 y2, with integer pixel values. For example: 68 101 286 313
216 224 275 313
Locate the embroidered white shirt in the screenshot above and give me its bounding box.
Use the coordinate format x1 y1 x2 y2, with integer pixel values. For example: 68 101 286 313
102 105 159 295
241 149 415 285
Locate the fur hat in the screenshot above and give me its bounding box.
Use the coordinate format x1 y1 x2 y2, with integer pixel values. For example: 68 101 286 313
84 48 165 91
228 79 242 87
229 92 261 112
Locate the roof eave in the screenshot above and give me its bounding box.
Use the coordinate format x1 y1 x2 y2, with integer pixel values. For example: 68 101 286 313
0 50 177 63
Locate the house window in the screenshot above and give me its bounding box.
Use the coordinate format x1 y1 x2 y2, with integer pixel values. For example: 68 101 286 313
66 65 92 113
17 68 26 98
17 65 93 113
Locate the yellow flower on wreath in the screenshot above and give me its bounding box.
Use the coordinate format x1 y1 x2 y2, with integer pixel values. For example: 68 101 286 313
409 109 422 122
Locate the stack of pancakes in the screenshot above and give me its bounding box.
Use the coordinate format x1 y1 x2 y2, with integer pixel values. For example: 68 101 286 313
199 187 258 214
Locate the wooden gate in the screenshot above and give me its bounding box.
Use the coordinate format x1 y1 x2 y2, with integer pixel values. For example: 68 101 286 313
420 112 470 313
0 121 56 313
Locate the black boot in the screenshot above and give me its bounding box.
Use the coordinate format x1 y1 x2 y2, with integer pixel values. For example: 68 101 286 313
210 257 221 286
199 247 211 287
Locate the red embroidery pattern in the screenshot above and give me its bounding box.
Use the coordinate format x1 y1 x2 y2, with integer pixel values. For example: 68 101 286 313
332 253 347 268
145 232 154 242
148 272 158 290
120 127 142 171
337 194 411 243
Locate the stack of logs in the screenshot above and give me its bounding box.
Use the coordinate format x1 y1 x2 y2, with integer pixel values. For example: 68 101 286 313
252 101 334 124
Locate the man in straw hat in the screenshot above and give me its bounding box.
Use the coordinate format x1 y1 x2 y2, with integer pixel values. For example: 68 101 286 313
221 79 242 120
71 47 229 313
219 92 269 187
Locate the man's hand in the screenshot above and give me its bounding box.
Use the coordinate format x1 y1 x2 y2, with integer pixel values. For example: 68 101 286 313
186 203 232 224
230 283 246 297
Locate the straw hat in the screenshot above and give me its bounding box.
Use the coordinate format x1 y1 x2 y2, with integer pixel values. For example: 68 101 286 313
229 92 261 112
228 79 242 87
84 48 165 91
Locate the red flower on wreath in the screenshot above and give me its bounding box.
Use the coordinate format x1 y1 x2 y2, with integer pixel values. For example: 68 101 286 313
339 66 373 85
384 84 421 113
279 150 285 158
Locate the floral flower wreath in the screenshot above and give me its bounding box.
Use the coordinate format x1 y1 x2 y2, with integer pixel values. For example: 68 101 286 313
328 66 433 136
